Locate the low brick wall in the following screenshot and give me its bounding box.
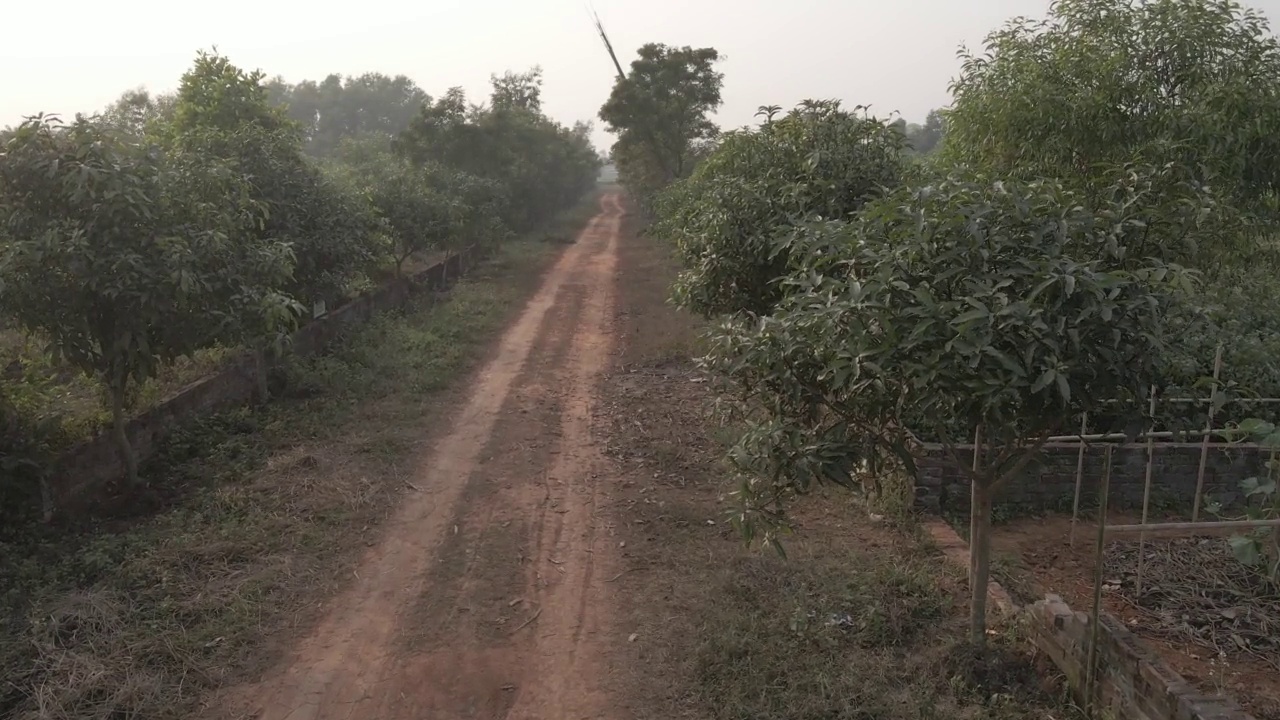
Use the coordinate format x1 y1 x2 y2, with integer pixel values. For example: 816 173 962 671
47 249 477 516
1029 594 1255 720
915 442 1268 513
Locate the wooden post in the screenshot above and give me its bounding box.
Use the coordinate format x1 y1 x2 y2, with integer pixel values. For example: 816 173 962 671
1085 445 1113 717
1070 412 1088 548
1192 345 1225 522
1136 391 1157 597
968 424 993 646
969 425 983 588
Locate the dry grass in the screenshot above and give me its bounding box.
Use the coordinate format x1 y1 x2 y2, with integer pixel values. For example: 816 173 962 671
0 196 600 720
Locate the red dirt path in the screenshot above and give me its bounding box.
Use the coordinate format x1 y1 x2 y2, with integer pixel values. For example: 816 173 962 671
218 192 625 720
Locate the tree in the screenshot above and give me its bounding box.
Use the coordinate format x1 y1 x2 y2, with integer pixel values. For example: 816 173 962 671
598 43 724 203
904 109 945 154
100 88 176 139
170 51 382 398
490 67 543 112
655 100 906 317
171 52 382 313
265 72 430 157
330 136 474 277
395 76 600 234
945 0 1280 211
0 116 295 486
702 168 1221 643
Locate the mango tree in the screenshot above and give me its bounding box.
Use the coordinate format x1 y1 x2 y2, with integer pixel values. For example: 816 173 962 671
169 52 381 398
655 100 906 318
946 0 1280 428
703 169 1219 643
0 116 296 487
945 0 1280 214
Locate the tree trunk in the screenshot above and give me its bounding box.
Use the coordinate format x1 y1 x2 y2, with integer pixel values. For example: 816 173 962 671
40 476 53 523
253 347 270 404
110 384 139 488
969 480 994 646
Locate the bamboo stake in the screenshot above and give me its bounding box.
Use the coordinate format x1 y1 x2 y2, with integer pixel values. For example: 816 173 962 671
1070 412 1088 548
969 424 983 589
1046 427 1241 443
1193 345 1226 522
1105 517 1280 535
1085 445 1113 716
1092 397 1280 405
1270 450 1280 584
1136 391 1157 597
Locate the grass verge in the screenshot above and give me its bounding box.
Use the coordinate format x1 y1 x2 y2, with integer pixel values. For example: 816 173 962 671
0 196 596 719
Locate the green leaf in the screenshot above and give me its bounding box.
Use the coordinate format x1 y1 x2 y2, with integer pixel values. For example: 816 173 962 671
1228 535 1262 567
1031 368 1056 393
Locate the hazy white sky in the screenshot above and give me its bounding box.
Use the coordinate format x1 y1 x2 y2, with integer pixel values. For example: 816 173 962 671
4 0 1280 152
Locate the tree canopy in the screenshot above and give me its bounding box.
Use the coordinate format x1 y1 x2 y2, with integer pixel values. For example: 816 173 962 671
0 115 297 483
945 0 1280 210
265 72 430 158
0 50 602 512
657 100 907 317
598 43 724 205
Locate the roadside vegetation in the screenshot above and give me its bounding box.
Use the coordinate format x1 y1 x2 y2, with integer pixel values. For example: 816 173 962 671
0 198 598 719
600 0 1280 659
599 211 1083 719
0 52 601 524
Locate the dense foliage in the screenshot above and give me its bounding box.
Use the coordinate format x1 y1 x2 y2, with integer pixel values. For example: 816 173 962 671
711 169 1214 496
657 101 907 317
945 0 1280 212
639 0 1280 644
0 51 601 515
942 0 1280 417
397 69 601 233
0 115 297 484
265 72 429 158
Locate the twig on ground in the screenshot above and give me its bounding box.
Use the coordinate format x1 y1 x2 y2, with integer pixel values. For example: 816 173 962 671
510 607 543 635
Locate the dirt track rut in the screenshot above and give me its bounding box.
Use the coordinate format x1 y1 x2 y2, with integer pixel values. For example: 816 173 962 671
226 192 624 720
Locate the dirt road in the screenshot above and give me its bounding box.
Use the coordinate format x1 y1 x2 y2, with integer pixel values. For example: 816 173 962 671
226 192 624 720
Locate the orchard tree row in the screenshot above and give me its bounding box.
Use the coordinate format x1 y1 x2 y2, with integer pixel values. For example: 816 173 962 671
0 52 601 506
600 0 1280 643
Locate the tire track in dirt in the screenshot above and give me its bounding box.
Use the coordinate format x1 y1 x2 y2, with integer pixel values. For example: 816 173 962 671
219 192 624 720
504 192 621 720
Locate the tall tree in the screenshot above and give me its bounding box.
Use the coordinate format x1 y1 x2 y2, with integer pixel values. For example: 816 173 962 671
396 74 600 233
490 67 544 112
598 43 724 202
170 52 381 396
905 109 945 154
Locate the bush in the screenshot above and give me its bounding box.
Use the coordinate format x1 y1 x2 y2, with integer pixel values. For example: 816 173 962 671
655 100 907 317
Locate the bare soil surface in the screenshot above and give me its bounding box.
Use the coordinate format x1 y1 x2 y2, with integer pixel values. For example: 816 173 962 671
990 514 1280 719
221 193 625 720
